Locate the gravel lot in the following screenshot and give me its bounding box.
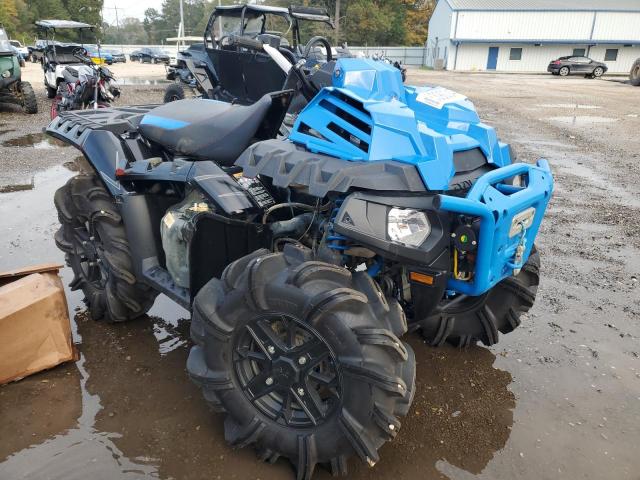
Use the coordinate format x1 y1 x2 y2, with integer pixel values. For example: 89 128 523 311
0 65 639 480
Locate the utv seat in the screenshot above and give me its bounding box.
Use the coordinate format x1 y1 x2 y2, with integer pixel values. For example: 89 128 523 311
138 95 273 165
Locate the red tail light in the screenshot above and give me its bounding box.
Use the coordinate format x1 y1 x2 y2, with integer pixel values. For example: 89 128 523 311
552 60 562 65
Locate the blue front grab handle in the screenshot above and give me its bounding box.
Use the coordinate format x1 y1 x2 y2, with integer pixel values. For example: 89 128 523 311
436 159 553 296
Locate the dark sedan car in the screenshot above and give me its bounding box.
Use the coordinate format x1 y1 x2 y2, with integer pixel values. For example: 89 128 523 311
548 56 607 78
130 48 170 64
107 49 126 63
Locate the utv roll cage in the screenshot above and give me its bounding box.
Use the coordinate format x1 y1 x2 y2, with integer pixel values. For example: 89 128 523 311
35 20 95 65
204 4 333 52
202 4 335 104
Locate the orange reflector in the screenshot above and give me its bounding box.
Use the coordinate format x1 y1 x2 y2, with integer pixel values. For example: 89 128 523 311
410 271 434 285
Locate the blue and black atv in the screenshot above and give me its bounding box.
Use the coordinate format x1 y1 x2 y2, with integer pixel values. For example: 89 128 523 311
48 40 553 479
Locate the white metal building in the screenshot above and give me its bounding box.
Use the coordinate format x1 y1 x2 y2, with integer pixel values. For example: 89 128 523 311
426 0 640 73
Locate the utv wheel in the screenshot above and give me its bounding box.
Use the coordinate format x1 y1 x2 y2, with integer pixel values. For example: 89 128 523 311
18 82 38 114
163 83 186 103
46 83 57 99
418 247 540 347
188 246 416 479
631 59 640 86
559 66 570 76
54 175 158 322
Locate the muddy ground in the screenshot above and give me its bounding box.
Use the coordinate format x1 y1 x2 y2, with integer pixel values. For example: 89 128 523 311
0 65 639 480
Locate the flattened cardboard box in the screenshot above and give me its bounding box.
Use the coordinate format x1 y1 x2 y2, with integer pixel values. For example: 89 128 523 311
0 263 77 384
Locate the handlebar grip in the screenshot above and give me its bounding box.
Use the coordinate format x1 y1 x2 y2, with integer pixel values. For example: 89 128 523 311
231 35 264 52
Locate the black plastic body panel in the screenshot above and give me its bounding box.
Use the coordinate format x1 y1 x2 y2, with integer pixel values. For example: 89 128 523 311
188 162 257 215
236 139 427 198
333 192 451 267
189 213 270 298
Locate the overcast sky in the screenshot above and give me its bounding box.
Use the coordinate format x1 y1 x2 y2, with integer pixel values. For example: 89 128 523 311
102 0 228 24
102 0 164 24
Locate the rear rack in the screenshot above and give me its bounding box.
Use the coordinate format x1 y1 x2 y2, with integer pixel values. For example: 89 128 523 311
47 105 159 149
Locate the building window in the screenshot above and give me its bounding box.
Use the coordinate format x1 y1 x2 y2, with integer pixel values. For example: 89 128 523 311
605 49 618 61
572 48 586 57
509 48 522 60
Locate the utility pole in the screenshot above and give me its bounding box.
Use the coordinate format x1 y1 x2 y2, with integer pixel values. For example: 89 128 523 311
334 0 341 45
178 0 185 48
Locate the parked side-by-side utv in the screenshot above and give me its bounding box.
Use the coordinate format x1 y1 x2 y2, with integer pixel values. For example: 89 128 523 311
0 25 37 114
48 38 553 479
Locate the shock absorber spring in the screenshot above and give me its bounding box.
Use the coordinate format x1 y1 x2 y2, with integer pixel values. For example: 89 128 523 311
326 198 349 252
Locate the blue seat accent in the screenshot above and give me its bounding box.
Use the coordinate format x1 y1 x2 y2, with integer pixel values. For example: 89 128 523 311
140 114 190 130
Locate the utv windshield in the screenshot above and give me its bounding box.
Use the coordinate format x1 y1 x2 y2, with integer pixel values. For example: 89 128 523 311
206 8 292 46
0 28 12 54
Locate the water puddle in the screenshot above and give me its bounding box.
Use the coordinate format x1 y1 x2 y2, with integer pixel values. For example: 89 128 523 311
1 133 68 149
537 103 601 109
547 115 618 127
118 78 169 86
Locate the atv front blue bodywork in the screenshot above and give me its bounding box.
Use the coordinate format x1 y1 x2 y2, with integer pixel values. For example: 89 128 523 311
438 159 553 295
290 58 554 297
289 58 511 191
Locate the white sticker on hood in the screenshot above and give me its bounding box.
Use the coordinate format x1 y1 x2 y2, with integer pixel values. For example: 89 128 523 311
416 87 466 109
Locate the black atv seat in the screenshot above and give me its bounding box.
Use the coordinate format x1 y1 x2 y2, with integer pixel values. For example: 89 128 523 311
61 66 79 83
138 95 273 164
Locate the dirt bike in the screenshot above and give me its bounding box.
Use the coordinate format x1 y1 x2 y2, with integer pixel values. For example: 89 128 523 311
50 48 120 119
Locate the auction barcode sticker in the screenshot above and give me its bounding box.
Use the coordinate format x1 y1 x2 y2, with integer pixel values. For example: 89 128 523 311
416 87 466 109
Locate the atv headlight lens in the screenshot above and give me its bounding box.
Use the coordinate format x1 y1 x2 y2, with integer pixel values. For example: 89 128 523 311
387 208 431 247
1 70 11 78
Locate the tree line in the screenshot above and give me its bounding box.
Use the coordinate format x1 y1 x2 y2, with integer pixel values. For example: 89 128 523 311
0 0 434 47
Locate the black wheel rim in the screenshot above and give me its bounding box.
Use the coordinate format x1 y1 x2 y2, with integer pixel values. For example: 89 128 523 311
71 221 108 289
234 313 342 428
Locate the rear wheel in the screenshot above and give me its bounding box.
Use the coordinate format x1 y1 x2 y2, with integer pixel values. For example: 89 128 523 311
630 59 640 86
188 246 416 479
559 66 570 76
417 247 540 347
18 81 37 114
54 175 157 322
163 83 186 103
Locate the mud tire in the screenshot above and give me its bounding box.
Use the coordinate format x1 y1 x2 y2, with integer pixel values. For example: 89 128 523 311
188 245 416 479
418 247 540 347
46 83 57 99
54 175 157 322
163 83 186 103
18 81 38 114
630 59 640 86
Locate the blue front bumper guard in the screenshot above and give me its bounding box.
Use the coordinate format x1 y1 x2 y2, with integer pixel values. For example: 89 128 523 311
436 159 554 296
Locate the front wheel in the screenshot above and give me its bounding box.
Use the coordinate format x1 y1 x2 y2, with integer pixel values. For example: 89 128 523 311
46 83 57 99
163 83 185 103
188 246 416 479
417 247 540 347
593 67 604 78
631 59 640 86
18 81 38 114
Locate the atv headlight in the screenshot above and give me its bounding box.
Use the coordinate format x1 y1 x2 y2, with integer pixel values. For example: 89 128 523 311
387 208 431 247
1 70 11 78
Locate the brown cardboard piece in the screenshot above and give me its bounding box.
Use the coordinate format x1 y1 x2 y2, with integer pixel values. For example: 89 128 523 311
0 263 77 384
